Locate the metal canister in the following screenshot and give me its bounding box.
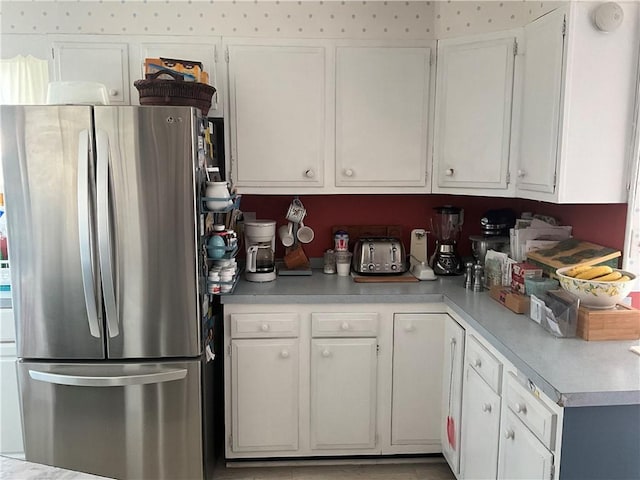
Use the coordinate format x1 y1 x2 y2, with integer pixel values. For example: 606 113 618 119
472 264 484 292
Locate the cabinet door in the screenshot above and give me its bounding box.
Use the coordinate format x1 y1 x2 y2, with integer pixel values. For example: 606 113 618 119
498 409 554 480
310 338 377 450
137 40 223 117
460 367 501 480
391 313 445 446
0 344 23 456
516 9 565 195
433 34 517 193
335 46 431 188
228 44 325 188
52 41 130 105
441 316 465 475
231 339 299 452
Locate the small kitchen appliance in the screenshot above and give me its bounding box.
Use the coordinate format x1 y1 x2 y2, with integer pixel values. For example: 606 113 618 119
352 237 407 274
480 208 517 237
244 220 277 282
409 229 436 280
430 206 464 275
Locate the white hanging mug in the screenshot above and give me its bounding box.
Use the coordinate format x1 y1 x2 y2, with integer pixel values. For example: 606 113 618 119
278 222 295 247
296 221 315 244
285 198 306 224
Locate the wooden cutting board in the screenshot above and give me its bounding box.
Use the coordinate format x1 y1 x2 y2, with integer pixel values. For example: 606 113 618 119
352 272 419 283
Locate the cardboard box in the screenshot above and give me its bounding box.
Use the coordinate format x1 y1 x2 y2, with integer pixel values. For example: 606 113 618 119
526 238 620 279
511 262 543 294
577 304 640 341
490 286 530 314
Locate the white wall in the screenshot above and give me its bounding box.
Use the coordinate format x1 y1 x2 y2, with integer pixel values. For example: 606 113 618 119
1 1 559 46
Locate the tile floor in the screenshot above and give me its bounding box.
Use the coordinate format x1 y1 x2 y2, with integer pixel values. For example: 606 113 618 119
214 459 455 480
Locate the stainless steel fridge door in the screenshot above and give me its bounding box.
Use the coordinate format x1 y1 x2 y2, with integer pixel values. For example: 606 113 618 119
0 106 105 359
18 360 204 480
93 106 200 359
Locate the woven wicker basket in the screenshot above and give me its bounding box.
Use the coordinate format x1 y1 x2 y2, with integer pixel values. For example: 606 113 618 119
134 69 216 114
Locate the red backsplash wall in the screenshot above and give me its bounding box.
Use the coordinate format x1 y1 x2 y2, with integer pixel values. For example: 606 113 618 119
240 194 628 262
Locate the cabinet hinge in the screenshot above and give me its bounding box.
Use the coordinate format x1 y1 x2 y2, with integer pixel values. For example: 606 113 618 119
214 46 218 64
227 345 231 356
225 47 230 64
376 344 380 355
562 16 567 36
51 47 55 60
513 39 518 56
550 463 555 480
506 171 511 185
553 172 557 189
229 434 232 447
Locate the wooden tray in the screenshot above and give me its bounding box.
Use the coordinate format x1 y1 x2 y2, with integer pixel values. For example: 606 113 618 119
577 303 640 341
352 272 419 283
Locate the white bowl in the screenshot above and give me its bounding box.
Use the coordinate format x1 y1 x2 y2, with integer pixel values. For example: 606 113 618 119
556 267 636 309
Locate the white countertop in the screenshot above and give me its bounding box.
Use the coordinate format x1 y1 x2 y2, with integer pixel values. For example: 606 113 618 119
0 456 113 479
221 270 640 408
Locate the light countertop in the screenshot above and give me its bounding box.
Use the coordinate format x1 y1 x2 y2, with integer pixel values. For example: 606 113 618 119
221 271 640 408
0 456 113 479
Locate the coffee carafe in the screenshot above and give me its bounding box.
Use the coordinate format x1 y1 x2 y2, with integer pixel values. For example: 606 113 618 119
244 220 276 282
430 206 464 275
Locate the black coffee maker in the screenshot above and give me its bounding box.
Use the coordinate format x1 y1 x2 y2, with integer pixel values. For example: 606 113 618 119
430 206 464 275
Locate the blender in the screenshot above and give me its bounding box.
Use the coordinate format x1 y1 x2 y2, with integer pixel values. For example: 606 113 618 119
244 220 277 282
430 206 464 276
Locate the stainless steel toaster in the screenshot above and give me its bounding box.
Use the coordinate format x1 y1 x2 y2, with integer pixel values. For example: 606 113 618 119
352 237 407 274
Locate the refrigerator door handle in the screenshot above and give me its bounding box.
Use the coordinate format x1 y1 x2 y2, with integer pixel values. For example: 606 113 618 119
96 129 120 338
28 368 187 387
77 129 101 338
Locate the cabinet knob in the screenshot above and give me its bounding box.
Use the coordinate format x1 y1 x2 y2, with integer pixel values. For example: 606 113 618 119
515 403 527 414
321 349 331 358
109 89 118 97
280 350 289 359
445 168 455 176
341 322 350 331
517 169 526 178
450 338 457 346
404 324 415 332
260 324 270 332
343 168 354 177
482 403 492 413
304 169 315 178
504 429 515 439
474 358 482 368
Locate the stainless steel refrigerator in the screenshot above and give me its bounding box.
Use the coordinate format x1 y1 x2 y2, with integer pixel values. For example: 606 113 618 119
1 105 215 479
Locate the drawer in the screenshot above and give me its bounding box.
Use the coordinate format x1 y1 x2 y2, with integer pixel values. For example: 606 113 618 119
505 372 557 450
311 313 378 337
465 335 503 394
230 313 299 338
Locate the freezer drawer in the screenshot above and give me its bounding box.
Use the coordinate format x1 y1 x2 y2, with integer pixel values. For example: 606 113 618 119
18 360 204 480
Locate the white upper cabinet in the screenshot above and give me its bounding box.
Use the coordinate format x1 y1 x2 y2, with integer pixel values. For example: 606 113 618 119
432 31 520 197
335 45 432 189
517 3 639 203
226 40 327 190
51 39 130 105
135 38 224 117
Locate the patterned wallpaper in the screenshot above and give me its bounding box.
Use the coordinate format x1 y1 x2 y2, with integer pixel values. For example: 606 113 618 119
1 1 561 40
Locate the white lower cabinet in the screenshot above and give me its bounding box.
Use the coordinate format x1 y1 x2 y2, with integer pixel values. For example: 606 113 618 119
460 335 504 480
230 338 299 452
310 338 378 449
0 342 24 457
498 409 554 480
440 316 465 475
391 313 445 448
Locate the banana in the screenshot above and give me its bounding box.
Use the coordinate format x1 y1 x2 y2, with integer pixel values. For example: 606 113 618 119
620 275 631 282
592 271 622 282
575 265 614 280
565 265 593 277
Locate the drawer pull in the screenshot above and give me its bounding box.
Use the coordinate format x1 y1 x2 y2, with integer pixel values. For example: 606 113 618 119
515 402 527 414
504 429 515 439
474 358 482 368
280 350 289 359
482 403 492 413
341 322 350 331
322 349 331 358
260 324 270 332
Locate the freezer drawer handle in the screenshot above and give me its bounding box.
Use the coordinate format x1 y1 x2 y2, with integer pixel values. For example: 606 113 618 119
29 368 187 387
96 129 119 338
77 129 101 338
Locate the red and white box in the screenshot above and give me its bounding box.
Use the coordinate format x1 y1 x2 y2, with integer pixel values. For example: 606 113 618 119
511 262 543 294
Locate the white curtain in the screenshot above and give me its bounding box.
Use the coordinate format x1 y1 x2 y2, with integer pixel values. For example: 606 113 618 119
0 54 49 104
623 55 640 288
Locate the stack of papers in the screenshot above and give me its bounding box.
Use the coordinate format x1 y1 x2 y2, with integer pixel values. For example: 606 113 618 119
509 219 572 262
